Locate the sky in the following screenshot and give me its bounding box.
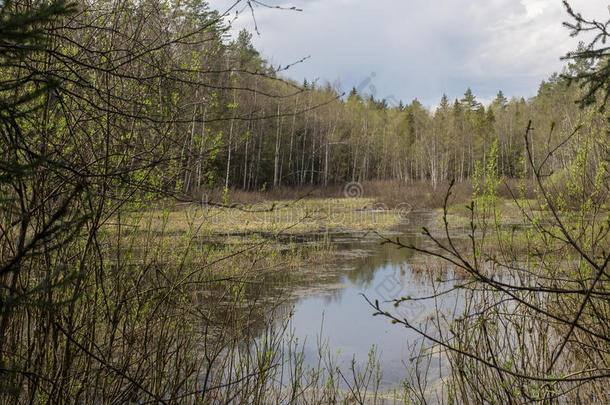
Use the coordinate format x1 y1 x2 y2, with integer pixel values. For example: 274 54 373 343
209 0 609 108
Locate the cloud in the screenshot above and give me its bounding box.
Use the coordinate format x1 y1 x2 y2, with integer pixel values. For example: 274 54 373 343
211 0 609 106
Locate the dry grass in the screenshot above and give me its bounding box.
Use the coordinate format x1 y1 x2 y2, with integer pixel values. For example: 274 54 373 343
407 254 470 280
367 180 472 209
195 180 470 209
150 198 403 236
191 179 537 214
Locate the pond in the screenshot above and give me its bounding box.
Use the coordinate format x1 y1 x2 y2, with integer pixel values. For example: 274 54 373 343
278 211 464 390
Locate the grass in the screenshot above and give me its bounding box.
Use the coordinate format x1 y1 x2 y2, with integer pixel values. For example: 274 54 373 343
431 196 542 229
145 197 404 237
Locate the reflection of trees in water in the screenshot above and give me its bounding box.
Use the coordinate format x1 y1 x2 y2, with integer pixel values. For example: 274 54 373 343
318 285 347 305
344 239 417 286
223 214 465 347
340 232 451 287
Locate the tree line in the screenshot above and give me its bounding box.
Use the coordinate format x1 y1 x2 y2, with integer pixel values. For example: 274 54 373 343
179 36 605 194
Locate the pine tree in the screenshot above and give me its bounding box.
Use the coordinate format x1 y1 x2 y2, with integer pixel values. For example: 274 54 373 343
439 93 450 111
561 1 610 108
232 29 260 68
461 88 481 110
493 90 508 109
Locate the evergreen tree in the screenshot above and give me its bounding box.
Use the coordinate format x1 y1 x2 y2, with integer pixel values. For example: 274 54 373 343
461 88 481 110
493 90 508 109
561 2 610 108
232 29 261 68
439 93 450 111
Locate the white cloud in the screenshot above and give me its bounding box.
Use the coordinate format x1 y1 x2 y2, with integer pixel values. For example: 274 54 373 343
210 0 609 106
523 0 547 18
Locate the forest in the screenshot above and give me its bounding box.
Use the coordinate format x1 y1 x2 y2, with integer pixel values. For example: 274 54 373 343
0 0 609 403
192 40 599 193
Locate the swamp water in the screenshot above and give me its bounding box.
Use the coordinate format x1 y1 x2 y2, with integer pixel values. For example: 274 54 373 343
269 211 465 390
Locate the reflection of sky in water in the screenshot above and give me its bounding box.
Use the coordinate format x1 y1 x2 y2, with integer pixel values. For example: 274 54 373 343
285 214 460 389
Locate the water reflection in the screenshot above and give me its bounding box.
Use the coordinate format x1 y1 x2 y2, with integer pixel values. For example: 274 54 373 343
281 211 459 388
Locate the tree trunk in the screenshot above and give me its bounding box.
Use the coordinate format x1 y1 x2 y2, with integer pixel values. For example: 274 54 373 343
273 103 282 187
